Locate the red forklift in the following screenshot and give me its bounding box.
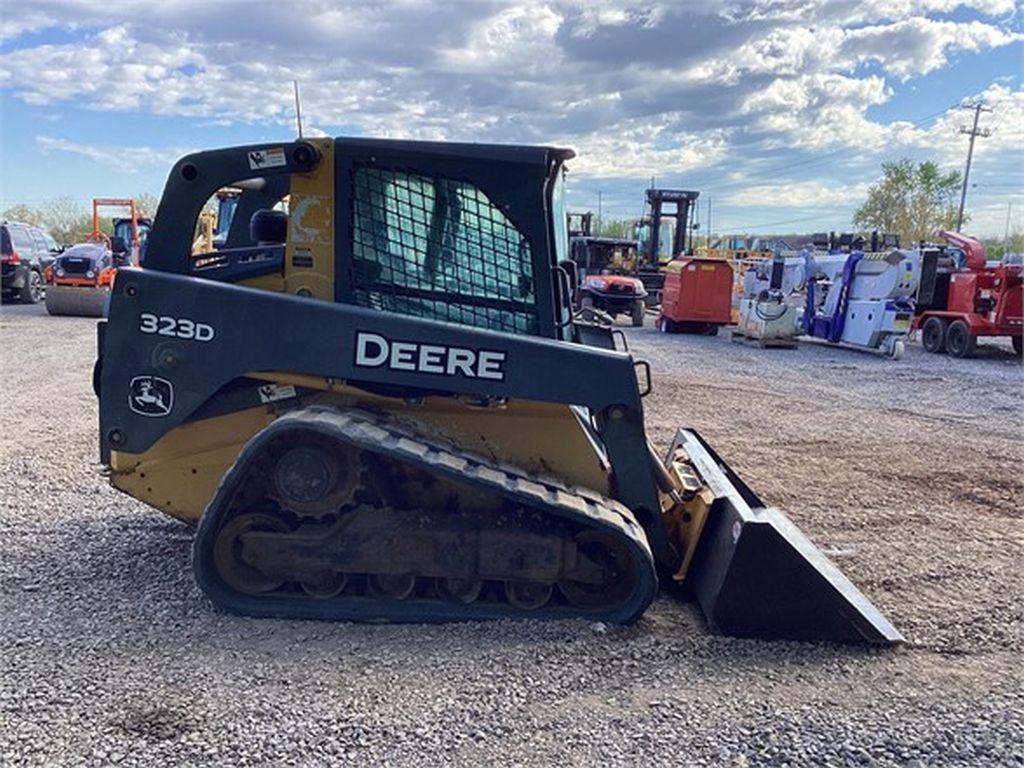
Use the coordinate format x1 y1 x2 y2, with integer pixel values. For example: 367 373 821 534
914 230 1022 357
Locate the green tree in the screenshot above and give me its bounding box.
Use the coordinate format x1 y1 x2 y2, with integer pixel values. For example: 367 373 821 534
43 196 99 244
982 228 1024 260
2 195 157 245
1 203 47 227
854 159 963 244
134 192 160 219
596 217 636 239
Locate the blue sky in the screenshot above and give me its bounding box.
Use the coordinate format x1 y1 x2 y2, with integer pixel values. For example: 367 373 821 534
1 1 1021 237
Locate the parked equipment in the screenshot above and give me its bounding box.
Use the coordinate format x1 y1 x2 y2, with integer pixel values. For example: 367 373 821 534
915 230 1023 357
569 231 647 326
95 137 900 644
801 248 918 359
656 256 733 334
45 199 151 317
567 211 594 239
193 188 242 254
634 188 700 304
733 256 800 347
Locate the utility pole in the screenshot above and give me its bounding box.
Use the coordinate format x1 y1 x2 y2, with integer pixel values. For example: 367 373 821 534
956 101 991 231
597 190 603 233
706 196 712 250
1004 202 1012 245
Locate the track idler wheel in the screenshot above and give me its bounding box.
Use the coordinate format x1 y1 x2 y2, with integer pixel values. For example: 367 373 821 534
300 571 347 599
437 577 483 604
213 512 291 595
559 531 637 608
504 581 553 610
368 573 417 600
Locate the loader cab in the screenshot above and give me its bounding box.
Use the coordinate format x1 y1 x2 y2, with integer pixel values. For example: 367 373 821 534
111 217 151 265
149 137 575 340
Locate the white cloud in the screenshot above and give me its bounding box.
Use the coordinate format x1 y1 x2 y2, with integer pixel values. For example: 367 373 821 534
440 3 564 73
726 181 873 208
566 122 730 178
1 1 1021 234
840 18 1021 79
36 136 189 171
741 74 894 151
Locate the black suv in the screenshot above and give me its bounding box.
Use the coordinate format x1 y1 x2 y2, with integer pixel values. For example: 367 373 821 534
1 221 61 304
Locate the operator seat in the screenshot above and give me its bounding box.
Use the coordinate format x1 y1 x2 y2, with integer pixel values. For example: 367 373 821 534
250 209 288 245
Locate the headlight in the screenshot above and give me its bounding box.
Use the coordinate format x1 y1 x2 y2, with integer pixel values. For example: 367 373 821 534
56 268 65 277
86 269 96 279
590 279 607 290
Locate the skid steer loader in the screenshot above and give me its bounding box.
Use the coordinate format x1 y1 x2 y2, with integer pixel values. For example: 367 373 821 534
96 137 901 643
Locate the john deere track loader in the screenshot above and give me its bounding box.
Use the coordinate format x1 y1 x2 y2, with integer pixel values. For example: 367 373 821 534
96 137 900 643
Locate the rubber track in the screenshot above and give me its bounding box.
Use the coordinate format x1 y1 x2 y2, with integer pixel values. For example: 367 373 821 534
193 405 658 624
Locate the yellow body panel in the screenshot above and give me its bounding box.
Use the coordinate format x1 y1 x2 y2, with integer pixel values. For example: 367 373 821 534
241 137 335 301
110 407 277 523
111 376 611 524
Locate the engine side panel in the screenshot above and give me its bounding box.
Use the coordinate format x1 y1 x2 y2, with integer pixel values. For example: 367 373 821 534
99 269 661 527
110 385 612 523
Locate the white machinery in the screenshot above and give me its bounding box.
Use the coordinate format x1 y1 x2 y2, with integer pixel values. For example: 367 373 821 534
801 249 919 359
734 257 802 347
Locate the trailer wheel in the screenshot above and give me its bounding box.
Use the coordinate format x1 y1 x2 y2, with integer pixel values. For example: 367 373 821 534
1013 336 1022 356
631 299 645 327
658 317 676 333
945 319 976 359
921 317 947 354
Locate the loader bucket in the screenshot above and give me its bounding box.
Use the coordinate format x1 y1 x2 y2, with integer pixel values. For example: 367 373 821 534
45 286 108 317
674 429 903 645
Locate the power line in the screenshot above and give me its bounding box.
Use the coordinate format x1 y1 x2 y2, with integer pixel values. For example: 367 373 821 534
956 101 992 231
696 106 953 199
711 213 827 232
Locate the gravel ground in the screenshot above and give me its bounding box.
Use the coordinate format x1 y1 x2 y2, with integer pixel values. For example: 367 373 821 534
2 301 1022 767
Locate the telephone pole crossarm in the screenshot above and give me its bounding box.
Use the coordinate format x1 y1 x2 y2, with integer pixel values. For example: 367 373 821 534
956 101 992 231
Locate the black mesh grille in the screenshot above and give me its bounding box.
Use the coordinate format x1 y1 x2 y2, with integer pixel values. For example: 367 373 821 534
60 257 93 275
350 165 538 335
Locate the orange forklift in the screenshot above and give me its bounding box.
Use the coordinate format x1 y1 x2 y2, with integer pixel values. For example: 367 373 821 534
44 198 150 317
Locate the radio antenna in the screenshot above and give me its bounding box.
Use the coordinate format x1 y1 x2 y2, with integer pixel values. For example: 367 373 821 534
293 80 304 138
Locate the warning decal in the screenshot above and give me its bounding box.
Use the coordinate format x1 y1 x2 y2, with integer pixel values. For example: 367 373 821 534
248 147 287 170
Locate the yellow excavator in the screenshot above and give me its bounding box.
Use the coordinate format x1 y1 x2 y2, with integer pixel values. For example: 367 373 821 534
95 137 900 643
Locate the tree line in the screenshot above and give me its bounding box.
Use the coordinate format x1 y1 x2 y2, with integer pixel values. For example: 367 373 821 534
2 194 159 245
6 160 1019 256
588 158 1019 257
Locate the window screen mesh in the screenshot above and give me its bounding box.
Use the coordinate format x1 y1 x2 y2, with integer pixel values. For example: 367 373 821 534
350 166 538 335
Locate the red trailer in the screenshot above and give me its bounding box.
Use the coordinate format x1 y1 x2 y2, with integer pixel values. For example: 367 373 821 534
656 257 733 334
914 230 1023 358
